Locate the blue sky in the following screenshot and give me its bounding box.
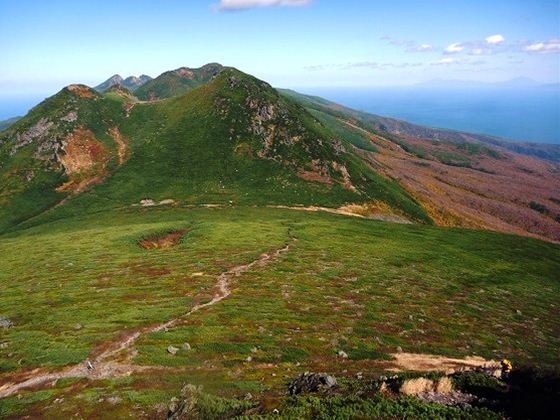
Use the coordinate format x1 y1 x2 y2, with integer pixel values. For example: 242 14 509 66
0 0 559 96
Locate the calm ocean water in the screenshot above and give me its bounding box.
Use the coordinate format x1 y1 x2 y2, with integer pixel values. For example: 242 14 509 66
0 95 47 121
300 87 560 144
2 87 559 144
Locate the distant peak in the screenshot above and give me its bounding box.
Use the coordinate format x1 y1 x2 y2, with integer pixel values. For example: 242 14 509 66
66 84 98 98
95 73 151 92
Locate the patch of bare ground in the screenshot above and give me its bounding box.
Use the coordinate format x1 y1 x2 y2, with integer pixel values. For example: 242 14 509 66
296 169 332 185
331 161 358 192
66 84 97 98
56 126 129 203
269 204 412 224
399 376 454 395
108 126 128 165
56 128 110 193
139 230 186 249
0 238 295 398
385 352 499 375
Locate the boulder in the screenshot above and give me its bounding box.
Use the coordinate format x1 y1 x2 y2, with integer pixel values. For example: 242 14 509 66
0 317 13 329
338 350 348 359
288 372 337 395
167 345 179 355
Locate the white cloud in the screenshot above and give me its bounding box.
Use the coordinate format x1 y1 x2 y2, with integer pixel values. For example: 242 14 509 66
486 34 505 45
434 57 459 65
444 43 464 54
523 38 560 54
431 57 486 66
216 0 311 11
407 43 434 52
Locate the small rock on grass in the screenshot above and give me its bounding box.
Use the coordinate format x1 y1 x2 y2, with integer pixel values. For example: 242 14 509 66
0 317 14 329
167 346 179 355
288 372 337 395
337 350 348 359
182 343 191 350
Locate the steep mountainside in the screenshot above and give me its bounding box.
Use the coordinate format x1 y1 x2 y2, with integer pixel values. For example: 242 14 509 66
95 74 152 92
0 85 127 231
134 63 226 100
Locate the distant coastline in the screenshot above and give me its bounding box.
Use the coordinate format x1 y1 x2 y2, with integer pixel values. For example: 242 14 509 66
299 85 560 145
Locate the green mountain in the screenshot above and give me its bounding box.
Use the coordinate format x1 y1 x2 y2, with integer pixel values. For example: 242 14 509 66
0 67 431 234
134 63 226 100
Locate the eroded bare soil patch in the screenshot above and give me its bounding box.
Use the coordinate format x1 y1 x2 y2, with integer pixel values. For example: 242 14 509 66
56 127 110 193
139 230 186 249
386 352 499 374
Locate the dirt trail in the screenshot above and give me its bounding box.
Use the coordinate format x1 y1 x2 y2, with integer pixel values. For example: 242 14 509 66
108 127 128 165
0 239 295 399
268 205 412 224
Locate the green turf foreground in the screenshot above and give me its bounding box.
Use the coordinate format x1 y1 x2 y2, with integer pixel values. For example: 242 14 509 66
0 206 558 418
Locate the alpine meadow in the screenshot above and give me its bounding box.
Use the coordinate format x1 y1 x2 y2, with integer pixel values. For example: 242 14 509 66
0 1 559 419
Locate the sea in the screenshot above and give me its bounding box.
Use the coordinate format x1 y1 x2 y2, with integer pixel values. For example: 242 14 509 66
0 95 48 121
299 86 560 144
1 87 559 144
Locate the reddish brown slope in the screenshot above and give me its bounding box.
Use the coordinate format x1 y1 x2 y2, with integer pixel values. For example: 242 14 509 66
343 119 560 242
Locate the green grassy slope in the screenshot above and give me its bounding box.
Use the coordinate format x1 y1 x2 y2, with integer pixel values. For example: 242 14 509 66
0 206 558 417
0 86 127 232
2 68 430 233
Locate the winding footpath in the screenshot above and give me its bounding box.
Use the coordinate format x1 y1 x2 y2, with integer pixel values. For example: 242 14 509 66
0 239 295 399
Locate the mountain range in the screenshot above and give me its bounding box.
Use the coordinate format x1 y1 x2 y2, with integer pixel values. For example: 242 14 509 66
94 74 152 92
